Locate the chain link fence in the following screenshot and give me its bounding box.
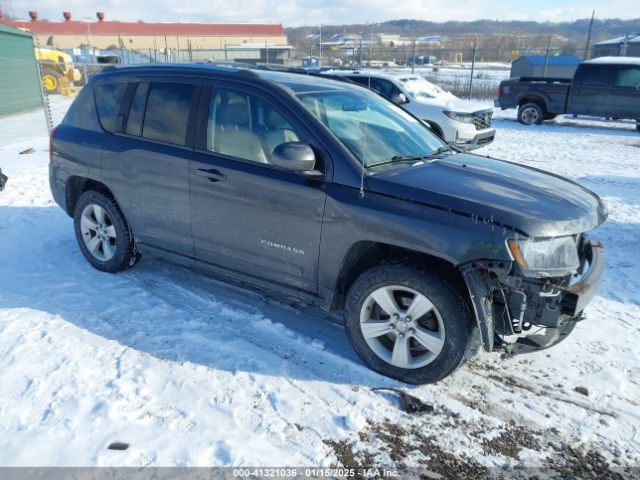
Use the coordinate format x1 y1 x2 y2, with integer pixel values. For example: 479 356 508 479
0 42 583 147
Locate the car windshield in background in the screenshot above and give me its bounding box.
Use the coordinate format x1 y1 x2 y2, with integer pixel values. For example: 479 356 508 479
400 77 446 100
296 88 444 167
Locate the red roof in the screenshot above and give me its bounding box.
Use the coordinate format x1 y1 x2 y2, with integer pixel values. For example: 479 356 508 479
0 18 285 37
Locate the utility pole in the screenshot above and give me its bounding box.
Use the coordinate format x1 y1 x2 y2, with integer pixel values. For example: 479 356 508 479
82 16 93 49
621 33 630 56
584 9 595 60
468 37 477 100
542 36 552 77
319 24 322 66
411 37 416 74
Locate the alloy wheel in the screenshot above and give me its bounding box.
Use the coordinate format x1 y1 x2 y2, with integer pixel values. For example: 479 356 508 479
80 204 117 262
359 285 445 369
521 106 540 124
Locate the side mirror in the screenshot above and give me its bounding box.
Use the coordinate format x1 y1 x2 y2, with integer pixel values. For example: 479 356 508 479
391 93 408 105
271 142 317 173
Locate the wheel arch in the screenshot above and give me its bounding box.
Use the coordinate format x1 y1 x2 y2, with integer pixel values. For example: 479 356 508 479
517 94 548 112
329 241 471 314
424 121 445 140
66 176 116 216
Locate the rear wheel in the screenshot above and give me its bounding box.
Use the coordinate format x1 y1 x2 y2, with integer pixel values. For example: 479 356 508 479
344 264 471 384
517 103 544 125
73 191 138 272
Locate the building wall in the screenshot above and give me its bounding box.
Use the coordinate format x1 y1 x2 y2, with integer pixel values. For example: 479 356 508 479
35 33 288 50
511 61 578 79
0 26 42 115
592 43 640 58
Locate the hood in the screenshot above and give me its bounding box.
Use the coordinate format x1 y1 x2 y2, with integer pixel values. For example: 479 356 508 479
414 95 490 113
367 153 607 237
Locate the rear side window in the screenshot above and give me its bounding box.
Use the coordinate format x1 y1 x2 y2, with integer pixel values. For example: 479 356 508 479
576 65 611 86
126 82 149 136
348 76 371 87
94 82 127 133
142 83 194 146
614 67 640 88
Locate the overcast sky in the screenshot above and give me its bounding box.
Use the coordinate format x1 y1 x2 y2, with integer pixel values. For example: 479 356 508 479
8 0 639 26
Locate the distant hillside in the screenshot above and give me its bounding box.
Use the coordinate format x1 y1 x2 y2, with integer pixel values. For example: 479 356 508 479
287 17 640 43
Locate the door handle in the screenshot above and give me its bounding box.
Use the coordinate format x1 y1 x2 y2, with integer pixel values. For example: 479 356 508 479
196 168 226 182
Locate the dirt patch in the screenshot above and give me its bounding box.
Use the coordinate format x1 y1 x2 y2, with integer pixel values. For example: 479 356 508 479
544 445 628 480
482 424 541 459
416 437 489 480
323 439 360 470
323 417 626 480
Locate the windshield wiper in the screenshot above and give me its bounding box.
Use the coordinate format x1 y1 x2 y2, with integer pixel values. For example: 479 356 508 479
367 155 426 168
367 147 454 168
424 146 454 158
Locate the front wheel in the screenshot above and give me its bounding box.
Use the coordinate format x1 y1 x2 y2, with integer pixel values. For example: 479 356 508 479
73 190 139 273
517 103 544 125
344 264 471 384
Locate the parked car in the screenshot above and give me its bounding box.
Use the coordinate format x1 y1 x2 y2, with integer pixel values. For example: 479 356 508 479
496 56 640 129
50 65 606 384
327 70 496 150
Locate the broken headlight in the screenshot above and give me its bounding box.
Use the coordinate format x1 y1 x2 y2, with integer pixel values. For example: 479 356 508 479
507 236 580 276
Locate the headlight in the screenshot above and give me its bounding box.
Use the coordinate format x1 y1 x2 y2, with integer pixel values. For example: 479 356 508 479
507 236 580 274
443 111 475 124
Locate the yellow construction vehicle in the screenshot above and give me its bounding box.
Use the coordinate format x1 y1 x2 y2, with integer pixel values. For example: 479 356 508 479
34 47 82 95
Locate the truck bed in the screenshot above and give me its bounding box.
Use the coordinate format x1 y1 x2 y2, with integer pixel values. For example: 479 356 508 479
496 77 571 114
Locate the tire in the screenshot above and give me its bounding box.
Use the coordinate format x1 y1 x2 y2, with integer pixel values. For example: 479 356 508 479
517 102 544 125
42 68 62 94
344 263 471 384
636 120 640 132
73 190 138 273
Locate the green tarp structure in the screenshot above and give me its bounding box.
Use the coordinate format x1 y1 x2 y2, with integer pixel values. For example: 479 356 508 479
0 23 43 116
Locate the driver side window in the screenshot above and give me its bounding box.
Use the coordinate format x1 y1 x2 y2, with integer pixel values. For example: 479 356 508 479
206 88 301 165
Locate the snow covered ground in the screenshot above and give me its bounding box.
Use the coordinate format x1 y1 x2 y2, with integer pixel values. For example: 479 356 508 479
0 98 639 476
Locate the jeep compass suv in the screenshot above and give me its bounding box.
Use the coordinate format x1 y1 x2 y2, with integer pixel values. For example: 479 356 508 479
50 64 606 384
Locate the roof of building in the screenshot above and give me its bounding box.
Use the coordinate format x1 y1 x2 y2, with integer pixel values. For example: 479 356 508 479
0 22 33 37
0 17 285 37
513 55 581 66
584 56 640 65
594 34 640 46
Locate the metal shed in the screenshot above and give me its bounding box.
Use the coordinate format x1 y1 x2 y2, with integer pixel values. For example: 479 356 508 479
0 23 43 116
510 55 581 79
592 34 640 58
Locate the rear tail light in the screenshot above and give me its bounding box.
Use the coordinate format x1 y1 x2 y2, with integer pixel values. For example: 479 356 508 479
496 84 501 97
49 126 58 163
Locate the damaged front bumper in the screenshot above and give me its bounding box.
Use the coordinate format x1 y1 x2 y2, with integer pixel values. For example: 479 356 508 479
461 239 605 355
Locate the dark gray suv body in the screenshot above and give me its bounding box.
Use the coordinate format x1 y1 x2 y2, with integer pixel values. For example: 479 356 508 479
50 64 606 383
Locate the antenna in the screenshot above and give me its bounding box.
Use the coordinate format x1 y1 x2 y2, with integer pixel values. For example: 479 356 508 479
358 22 375 199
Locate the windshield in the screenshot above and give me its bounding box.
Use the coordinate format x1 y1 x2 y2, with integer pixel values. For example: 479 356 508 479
400 77 448 100
296 88 445 167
